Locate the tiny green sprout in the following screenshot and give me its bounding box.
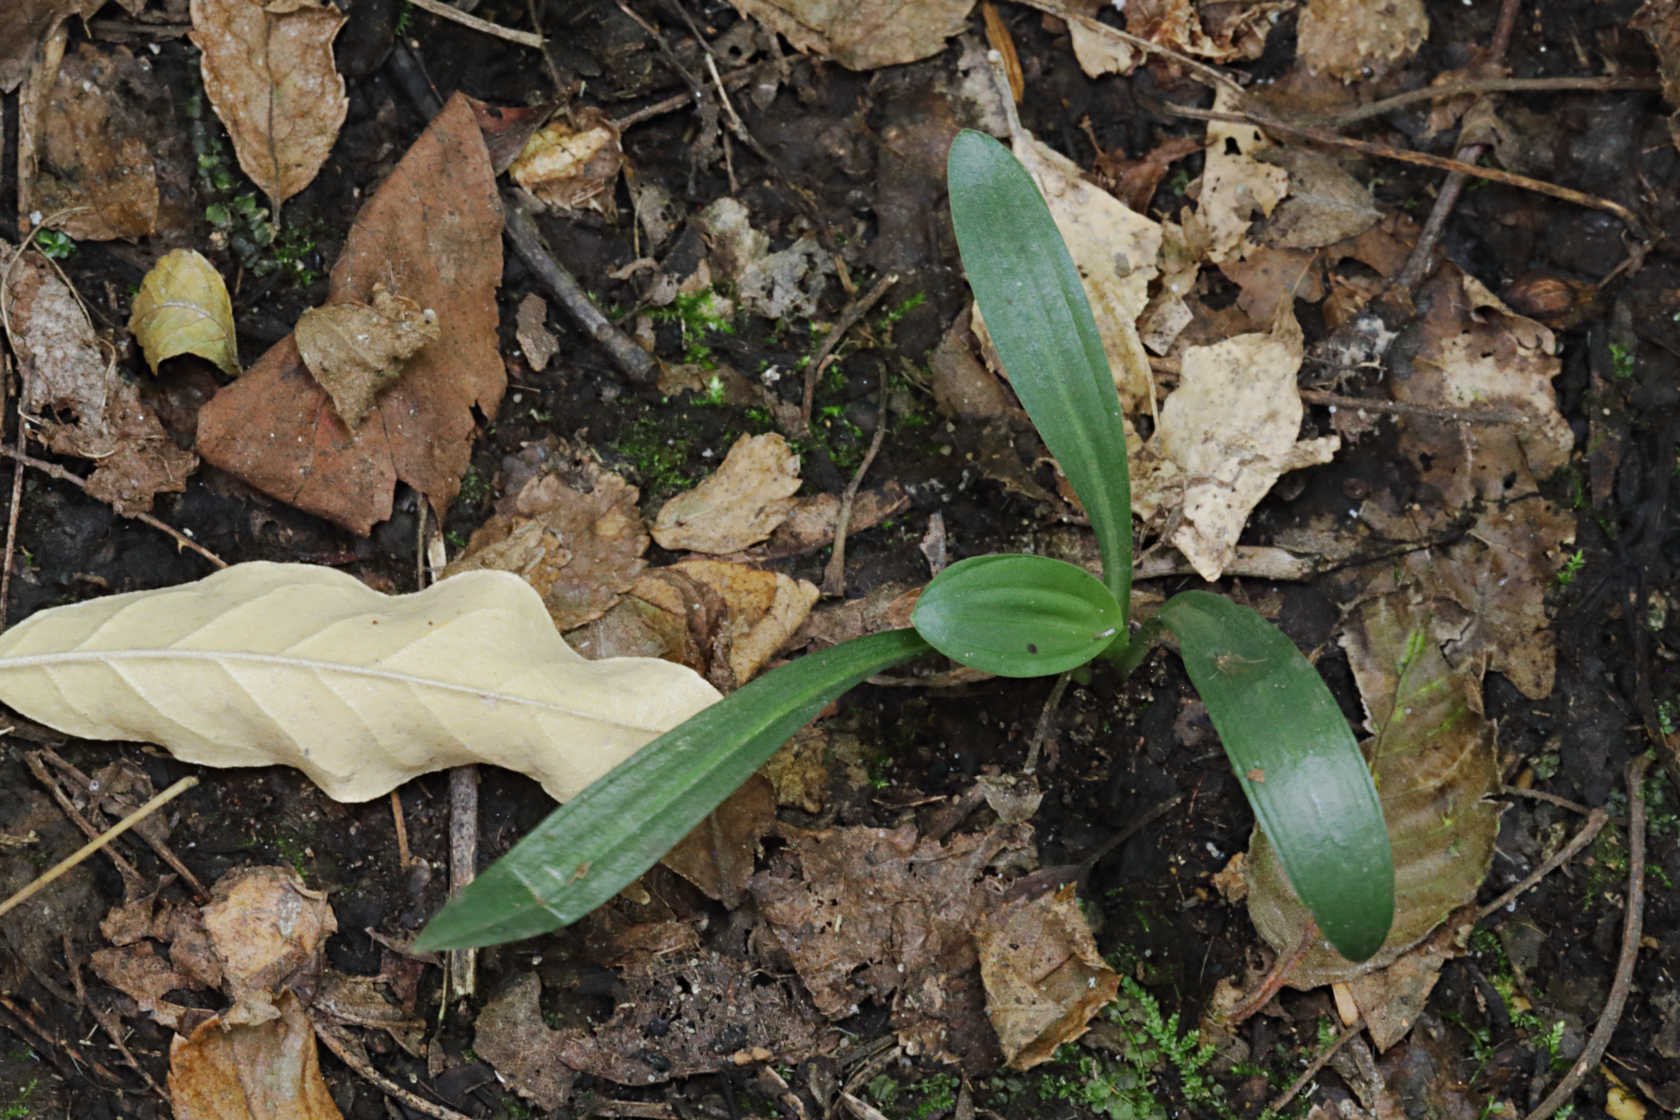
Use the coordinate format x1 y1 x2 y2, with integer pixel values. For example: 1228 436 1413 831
1608 342 1635 381
413 131 1393 960
33 229 75 260
1553 548 1586 589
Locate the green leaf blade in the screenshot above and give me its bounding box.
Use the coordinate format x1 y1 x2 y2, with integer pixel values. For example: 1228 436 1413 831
414 628 930 950
1158 590 1393 961
911 554 1121 677
946 130 1133 610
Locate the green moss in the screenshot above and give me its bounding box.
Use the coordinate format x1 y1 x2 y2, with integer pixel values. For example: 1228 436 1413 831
611 414 699 500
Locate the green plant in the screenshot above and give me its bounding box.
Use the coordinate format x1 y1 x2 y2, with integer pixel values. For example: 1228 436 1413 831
1608 342 1635 381
1552 548 1585 589
33 229 75 260
413 131 1393 958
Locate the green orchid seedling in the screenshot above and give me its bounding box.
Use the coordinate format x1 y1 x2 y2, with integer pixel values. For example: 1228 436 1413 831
415 130 1393 962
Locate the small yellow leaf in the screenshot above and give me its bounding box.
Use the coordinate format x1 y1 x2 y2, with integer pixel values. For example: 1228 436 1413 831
128 249 239 376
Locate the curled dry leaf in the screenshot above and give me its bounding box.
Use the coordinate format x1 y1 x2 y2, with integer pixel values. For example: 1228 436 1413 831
189 0 348 216
652 433 801 553
203 866 336 1026
725 0 973 70
168 992 343 1120
8 247 198 514
295 284 440 428
0 562 721 804
1246 592 1499 998
129 248 240 376
509 108 623 218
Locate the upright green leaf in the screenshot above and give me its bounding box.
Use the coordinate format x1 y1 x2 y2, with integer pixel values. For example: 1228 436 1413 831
1158 591 1392 961
414 629 930 950
947 130 1133 614
912 554 1122 677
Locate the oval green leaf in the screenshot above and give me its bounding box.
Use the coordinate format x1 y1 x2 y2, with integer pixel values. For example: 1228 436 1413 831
413 628 930 950
1157 590 1393 961
947 130 1133 613
912 554 1122 678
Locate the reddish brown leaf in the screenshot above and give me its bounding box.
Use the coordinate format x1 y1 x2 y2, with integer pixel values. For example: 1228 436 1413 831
189 0 347 217
196 93 504 533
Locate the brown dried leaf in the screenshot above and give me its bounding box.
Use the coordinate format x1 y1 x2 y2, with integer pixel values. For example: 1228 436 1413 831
977 884 1118 1070
515 293 558 371
667 558 819 685
660 773 775 902
1297 0 1428 82
1634 0 1680 150
7 248 199 514
1247 592 1499 1003
168 992 343 1120
295 284 440 428
725 0 973 70
130 248 240 377
196 93 504 533
0 0 100 93
509 108 622 218
1123 0 1288 63
652 433 801 553
27 44 164 240
189 0 347 216
203 866 336 1026
445 440 647 631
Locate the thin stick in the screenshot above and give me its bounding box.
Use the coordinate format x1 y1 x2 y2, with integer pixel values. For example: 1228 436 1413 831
1309 75 1661 129
1024 672 1072 774
1500 784 1592 816
390 790 412 867
311 1018 477 1120
0 444 227 569
1523 755 1649 1120
799 272 898 434
1014 0 1245 98
24 751 145 891
1227 920 1318 1023
39 747 209 899
401 0 543 48
820 378 891 597
1268 1017 1364 1116
1299 388 1523 425
446 766 478 1001
0 776 197 921
1476 807 1606 921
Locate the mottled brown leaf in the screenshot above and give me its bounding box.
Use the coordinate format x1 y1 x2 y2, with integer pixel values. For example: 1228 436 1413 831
725 0 973 70
189 0 347 216
295 284 439 428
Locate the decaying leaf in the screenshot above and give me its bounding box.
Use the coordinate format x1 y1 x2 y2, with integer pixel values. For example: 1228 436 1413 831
169 992 343 1120
1297 0 1428 81
189 0 348 217
515 293 558 371
697 198 833 320
1133 309 1338 581
196 93 505 533
0 562 721 804
1195 87 1289 263
1634 0 1680 151
129 249 240 376
652 433 801 553
203 866 336 1026
1246 592 1500 1013
1122 0 1289 64
509 108 623 217
445 440 648 631
660 773 776 902
295 284 440 428
7 247 198 514
725 0 973 70
976 884 1118 1070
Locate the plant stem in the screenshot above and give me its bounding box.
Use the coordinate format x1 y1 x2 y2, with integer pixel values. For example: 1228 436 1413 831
1104 615 1163 678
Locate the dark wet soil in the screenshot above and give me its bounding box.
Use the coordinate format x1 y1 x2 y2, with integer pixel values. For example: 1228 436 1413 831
2 0 1679 1118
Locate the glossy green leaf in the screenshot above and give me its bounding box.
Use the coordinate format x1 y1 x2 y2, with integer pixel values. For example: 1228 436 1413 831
947 130 1133 614
414 629 930 950
912 554 1122 678
1157 590 1393 961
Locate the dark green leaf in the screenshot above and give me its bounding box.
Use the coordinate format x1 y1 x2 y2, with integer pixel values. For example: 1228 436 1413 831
1158 590 1392 961
912 554 1122 677
946 130 1133 613
413 629 930 950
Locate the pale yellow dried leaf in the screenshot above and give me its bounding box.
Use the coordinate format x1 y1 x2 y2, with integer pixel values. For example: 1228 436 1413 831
1198 87 1289 263
295 284 440 428
725 0 973 70
0 562 721 803
189 0 348 215
651 433 800 553
129 248 239 376
509 110 622 217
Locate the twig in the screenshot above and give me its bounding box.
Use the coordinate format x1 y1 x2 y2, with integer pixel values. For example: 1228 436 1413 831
1523 755 1649 1120
1299 388 1522 425
1014 0 1246 97
446 766 478 1001
0 777 196 921
38 748 209 900
799 272 898 434
401 0 543 48
1500 784 1592 816
820 379 891 597
390 790 412 867
311 1018 477 1120
23 751 145 892
1024 672 1072 774
1477 807 1606 921
1268 1017 1364 1116
0 444 227 569
1309 74 1662 129
501 192 659 384
1228 920 1318 1023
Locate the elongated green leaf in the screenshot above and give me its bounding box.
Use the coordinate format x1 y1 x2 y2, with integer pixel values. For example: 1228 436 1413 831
414 629 930 949
947 130 1133 613
1157 591 1392 961
911 554 1121 677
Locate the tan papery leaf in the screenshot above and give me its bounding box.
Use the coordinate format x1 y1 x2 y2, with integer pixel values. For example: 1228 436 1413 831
189 0 348 216
129 248 240 376
295 284 440 428
0 562 721 803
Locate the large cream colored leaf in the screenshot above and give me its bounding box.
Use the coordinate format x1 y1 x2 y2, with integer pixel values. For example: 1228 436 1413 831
0 562 721 803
